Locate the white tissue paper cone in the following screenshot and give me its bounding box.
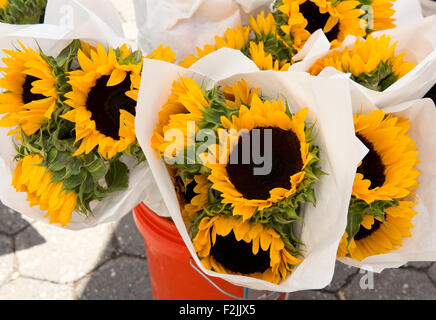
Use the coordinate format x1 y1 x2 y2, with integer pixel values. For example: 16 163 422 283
43 0 129 49
135 48 367 292
291 15 436 108
0 2 157 230
133 0 271 60
338 86 436 273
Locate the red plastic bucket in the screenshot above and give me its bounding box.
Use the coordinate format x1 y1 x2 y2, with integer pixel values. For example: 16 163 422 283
133 202 244 300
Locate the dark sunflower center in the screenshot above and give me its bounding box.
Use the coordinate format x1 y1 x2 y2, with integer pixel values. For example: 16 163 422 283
86 74 136 140
299 0 340 42
356 133 386 189
183 180 197 203
22 75 46 104
210 231 270 274
425 84 435 103
354 218 382 240
226 127 303 200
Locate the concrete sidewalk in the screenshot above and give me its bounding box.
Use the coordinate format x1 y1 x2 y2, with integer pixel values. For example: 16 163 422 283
1 201 436 300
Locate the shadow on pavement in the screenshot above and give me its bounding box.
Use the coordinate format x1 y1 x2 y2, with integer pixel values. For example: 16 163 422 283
77 212 153 300
0 204 46 253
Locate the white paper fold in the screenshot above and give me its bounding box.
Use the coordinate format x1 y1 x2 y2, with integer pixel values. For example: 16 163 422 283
135 48 366 291
133 0 272 61
43 0 132 50
44 0 124 39
338 86 436 273
0 0 156 230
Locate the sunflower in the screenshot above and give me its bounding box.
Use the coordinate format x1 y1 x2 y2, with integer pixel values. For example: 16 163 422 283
151 76 210 160
272 0 312 51
204 94 314 221
338 201 417 261
249 41 291 71
62 43 175 159
308 35 415 91
274 0 367 48
249 10 277 37
176 174 211 224
192 214 302 284
338 110 420 261
222 79 261 109
144 44 176 64
352 110 420 203
249 11 300 67
359 0 396 33
12 154 78 226
0 42 58 139
179 25 251 68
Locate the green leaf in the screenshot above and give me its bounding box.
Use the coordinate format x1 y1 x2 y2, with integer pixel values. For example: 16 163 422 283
47 151 71 172
86 157 108 183
56 39 82 71
350 61 398 92
346 197 399 243
346 201 366 242
62 171 87 191
105 159 129 192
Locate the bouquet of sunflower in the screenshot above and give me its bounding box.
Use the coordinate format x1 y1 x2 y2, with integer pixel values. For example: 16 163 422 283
134 50 366 290
136 0 421 72
0 8 175 229
179 0 399 71
292 15 436 107
336 86 436 272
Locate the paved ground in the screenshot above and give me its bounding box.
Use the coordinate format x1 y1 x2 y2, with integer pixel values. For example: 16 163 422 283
2 201 436 300
1 0 436 301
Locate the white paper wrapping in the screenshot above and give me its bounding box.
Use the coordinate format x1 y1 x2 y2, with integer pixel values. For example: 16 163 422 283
391 0 424 27
44 0 124 38
338 86 436 273
133 0 272 61
135 48 367 292
0 0 160 230
291 15 436 108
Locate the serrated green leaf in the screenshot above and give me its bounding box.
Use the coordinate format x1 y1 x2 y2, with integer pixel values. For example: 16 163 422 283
47 151 71 172
62 171 87 191
105 159 129 192
86 157 108 183
51 168 67 182
346 197 399 243
56 39 82 71
78 172 94 209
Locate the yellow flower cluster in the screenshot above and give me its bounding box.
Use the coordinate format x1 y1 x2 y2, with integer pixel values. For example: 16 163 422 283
180 0 397 70
0 40 176 227
338 110 420 261
151 76 321 284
